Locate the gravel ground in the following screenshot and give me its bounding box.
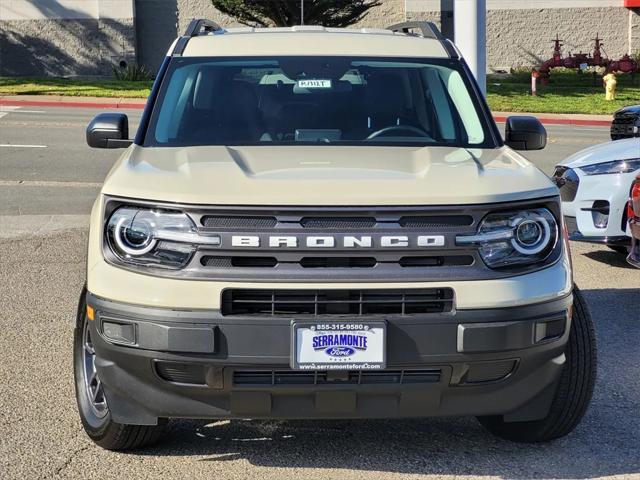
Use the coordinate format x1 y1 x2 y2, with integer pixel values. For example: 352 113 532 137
0 228 638 480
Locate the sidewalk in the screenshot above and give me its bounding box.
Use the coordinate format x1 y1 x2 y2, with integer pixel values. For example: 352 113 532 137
0 94 147 110
492 111 612 127
0 95 613 127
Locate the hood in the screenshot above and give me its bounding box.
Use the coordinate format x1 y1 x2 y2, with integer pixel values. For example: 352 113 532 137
614 105 640 116
559 138 640 170
101 145 557 206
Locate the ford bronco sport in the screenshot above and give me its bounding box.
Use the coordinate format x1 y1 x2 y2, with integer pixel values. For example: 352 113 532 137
75 20 596 450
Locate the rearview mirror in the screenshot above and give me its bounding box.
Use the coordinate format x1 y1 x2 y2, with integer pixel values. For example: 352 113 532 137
86 113 132 149
504 116 547 151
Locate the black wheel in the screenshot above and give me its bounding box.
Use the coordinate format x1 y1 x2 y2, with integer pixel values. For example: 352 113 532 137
477 286 596 442
74 288 166 450
608 245 629 255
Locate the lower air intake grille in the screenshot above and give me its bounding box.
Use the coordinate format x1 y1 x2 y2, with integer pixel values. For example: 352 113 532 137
233 369 441 386
221 288 454 316
155 362 206 385
463 360 517 384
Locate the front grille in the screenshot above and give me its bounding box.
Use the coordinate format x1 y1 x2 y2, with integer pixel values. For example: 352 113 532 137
104 200 561 281
155 362 206 385
299 257 377 268
201 214 473 230
221 288 454 316
398 255 474 267
301 217 376 229
200 255 473 270
233 369 442 386
612 115 636 125
201 256 278 268
201 215 277 229
399 215 473 228
553 166 579 202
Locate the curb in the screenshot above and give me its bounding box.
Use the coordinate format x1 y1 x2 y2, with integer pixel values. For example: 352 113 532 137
0 98 612 127
0 98 146 110
492 115 610 127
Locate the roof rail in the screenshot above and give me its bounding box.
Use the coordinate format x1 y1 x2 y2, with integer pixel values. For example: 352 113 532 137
183 18 224 37
387 21 443 40
172 18 225 56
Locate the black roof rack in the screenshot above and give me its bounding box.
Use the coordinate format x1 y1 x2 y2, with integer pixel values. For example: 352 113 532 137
172 18 225 56
387 21 458 58
387 21 444 40
183 19 224 37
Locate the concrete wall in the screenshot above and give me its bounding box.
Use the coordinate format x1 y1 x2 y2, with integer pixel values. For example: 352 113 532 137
176 0 238 33
631 8 640 55
169 1 639 73
406 1 640 72
486 7 634 71
1 0 638 77
0 0 136 77
134 0 178 73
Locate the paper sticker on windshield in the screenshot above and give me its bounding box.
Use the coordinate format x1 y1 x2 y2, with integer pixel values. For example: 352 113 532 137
297 79 332 89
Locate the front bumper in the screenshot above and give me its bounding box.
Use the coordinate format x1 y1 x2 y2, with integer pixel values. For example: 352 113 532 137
610 120 640 140
86 291 573 425
560 168 637 244
564 216 630 247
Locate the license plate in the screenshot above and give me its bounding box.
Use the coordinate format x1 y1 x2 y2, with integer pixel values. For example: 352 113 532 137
291 321 386 371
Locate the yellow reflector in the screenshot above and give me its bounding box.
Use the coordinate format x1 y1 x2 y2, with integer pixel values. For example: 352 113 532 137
86 305 95 321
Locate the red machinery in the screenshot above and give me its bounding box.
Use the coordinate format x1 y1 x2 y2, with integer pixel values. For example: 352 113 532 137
534 35 639 86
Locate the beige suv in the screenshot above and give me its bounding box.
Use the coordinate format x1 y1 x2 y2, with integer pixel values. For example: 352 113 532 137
75 20 596 450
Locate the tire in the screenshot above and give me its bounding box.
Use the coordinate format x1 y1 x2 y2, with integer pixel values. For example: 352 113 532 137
477 286 597 442
608 245 629 255
74 288 167 450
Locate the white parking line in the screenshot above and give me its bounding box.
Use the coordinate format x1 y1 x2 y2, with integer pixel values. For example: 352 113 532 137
0 106 46 119
0 105 20 119
573 127 611 132
6 109 47 114
0 144 47 148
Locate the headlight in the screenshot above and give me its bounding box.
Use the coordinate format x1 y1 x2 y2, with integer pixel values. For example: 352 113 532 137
456 209 558 268
106 207 219 269
579 158 640 176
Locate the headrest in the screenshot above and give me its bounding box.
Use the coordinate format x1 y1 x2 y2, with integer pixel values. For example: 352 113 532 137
364 73 407 119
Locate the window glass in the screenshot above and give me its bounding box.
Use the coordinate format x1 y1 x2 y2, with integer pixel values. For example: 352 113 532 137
147 56 493 148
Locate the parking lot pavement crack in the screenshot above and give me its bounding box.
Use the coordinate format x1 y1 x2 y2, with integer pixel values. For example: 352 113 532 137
49 438 92 479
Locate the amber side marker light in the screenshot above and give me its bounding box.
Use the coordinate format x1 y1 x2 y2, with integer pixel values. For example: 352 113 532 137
86 305 95 321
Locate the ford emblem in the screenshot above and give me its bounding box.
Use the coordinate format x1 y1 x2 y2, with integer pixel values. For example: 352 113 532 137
325 346 356 357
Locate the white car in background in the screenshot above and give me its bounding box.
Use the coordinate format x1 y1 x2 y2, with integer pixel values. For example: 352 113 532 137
553 138 640 254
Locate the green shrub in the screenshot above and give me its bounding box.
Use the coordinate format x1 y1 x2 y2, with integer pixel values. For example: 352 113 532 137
112 63 151 82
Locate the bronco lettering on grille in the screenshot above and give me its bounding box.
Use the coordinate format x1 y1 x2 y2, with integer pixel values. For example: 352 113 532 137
230 235 445 248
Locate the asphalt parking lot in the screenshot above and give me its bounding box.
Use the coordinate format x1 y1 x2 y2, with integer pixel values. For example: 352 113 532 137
0 105 639 479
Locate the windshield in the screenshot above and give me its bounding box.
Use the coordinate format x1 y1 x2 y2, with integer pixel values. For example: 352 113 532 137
146 56 495 148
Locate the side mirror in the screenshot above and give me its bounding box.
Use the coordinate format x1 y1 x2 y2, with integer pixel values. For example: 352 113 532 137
86 113 132 149
504 116 547 151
